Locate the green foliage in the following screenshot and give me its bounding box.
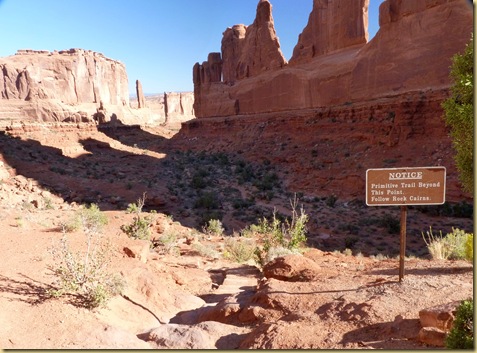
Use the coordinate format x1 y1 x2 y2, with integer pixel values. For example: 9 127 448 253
48 216 124 309
445 299 474 349
121 193 155 240
248 196 308 266
422 227 473 260
465 233 473 261
154 233 180 255
223 237 256 263
325 194 338 208
416 201 473 218
203 219 224 236
194 191 220 209
442 34 473 193
379 214 400 234
64 203 108 234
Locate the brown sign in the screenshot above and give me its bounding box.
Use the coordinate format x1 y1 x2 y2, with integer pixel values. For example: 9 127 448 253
366 167 446 206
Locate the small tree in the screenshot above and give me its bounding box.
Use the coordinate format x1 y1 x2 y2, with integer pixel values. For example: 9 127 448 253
442 34 473 193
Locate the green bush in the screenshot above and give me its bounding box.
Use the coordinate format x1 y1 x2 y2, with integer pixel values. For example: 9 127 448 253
442 35 473 193
64 203 108 233
422 227 472 260
465 233 473 261
223 237 256 263
48 206 124 309
154 233 179 255
445 299 473 349
203 219 224 236
248 196 308 266
121 193 156 240
379 214 400 234
194 191 220 209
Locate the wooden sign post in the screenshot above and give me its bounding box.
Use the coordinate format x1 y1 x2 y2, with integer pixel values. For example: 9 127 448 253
366 167 446 282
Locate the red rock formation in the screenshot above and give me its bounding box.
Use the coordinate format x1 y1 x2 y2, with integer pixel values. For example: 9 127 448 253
222 0 286 83
193 0 472 118
136 79 146 109
289 0 369 65
194 0 286 117
0 49 130 122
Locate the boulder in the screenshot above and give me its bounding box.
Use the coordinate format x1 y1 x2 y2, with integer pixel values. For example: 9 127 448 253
417 300 462 347
419 301 460 331
418 327 447 347
123 239 151 263
263 255 321 282
139 321 248 349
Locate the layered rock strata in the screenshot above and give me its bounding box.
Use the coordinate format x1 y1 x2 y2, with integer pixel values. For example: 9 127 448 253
0 48 131 123
1 48 129 105
193 0 473 118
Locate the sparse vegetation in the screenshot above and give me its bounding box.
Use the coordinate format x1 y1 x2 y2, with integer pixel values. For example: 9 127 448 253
63 203 108 233
154 232 180 255
248 196 308 266
422 227 473 260
120 193 156 240
223 236 256 263
48 204 124 309
203 219 224 236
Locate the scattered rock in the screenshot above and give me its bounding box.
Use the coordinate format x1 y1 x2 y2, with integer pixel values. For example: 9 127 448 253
263 254 321 282
122 239 151 263
418 326 447 347
419 301 460 331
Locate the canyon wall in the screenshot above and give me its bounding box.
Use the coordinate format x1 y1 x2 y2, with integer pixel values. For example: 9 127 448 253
193 0 473 118
0 48 195 125
0 48 131 123
1 48 129 105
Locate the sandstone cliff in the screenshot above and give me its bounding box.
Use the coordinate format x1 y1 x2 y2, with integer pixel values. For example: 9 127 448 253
289 0 369 65
1 49 129 105
0 48 132 123
193 0 472 118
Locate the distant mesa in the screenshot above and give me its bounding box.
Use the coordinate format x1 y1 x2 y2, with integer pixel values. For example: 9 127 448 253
193 0 473 118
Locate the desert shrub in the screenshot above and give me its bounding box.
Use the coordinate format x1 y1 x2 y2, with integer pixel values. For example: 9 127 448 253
203 219 224 236
422 227 472 260
194 191 220 209
343 248 353 256
465 233 473 261
63 203 108 233
223 237 256 263
120 193 156 240
379 214 400 234
442 35 473 193
154 233 179 255
325 194 338 208
248 196 308 266
256 245 301 266
48 212 124 309
344 236 360 249
191 243 221 259
445 299 473 349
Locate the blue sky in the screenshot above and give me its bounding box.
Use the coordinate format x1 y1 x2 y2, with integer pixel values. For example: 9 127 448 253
0 0 384 95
